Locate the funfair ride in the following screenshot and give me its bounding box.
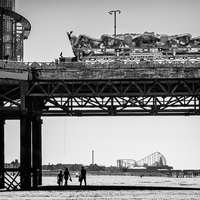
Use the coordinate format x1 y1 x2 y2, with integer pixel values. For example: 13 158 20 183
63 31 200 63
117 152 168 170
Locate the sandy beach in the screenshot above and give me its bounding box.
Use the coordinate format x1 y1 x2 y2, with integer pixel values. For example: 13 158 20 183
1 175 200 199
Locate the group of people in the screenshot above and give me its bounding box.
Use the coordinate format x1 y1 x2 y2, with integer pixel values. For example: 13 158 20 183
57 166 87 186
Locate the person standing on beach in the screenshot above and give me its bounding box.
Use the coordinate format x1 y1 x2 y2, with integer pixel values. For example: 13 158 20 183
57 171 63 186
79 166 87 186
64 168 72 185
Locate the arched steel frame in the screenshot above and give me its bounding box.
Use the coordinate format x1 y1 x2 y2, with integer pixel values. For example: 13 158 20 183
117 152 167 169
136 152 167 167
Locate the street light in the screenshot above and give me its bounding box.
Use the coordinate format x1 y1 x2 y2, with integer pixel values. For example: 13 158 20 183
109 10 121 44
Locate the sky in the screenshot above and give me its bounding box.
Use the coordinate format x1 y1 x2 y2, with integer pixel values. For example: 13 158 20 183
4 0 200 170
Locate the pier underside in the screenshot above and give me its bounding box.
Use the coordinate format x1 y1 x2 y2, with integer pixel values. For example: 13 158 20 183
1 78 200 117
1 61 200 190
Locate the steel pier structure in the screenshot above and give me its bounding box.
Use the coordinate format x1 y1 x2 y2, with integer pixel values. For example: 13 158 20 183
1 60 200 190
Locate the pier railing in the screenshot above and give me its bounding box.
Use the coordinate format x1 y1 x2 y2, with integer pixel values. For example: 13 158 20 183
1 60 200 80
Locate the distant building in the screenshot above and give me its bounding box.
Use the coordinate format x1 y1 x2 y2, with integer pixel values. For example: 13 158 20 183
87 164 106 171
4 159 20 168
42 163 83 171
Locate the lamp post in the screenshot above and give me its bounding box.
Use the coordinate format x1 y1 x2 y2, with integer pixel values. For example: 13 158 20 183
109 10 121 44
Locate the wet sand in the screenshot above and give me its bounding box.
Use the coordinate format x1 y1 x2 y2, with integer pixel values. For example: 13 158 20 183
1 189 200 200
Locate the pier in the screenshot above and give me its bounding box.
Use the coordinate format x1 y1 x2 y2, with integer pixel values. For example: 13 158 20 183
1 0 200 191
1 60 200 190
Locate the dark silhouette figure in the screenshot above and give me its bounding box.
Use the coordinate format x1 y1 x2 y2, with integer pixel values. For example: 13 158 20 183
79 166 87 186
57 171 63 186
4 55 9 60
63 168 72 186
4 55 9 64
60 52 63 58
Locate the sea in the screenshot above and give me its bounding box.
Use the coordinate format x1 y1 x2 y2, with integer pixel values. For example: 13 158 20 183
0 175 200 200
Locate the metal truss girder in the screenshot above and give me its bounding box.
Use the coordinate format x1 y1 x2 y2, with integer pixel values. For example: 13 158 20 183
23 79 200 116
26 79 200 98
1 78 200 116
170 80 193 95
0 85 21 109
40 109 200 117
39 94 200 116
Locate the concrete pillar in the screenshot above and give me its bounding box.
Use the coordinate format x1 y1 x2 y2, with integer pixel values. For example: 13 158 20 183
20 115 32 189
0 118 5 189
32 116 42 187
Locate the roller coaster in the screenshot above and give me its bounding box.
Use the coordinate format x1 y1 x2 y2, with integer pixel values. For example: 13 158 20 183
117 152 167 169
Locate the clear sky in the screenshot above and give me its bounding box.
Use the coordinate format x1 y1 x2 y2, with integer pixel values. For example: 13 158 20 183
4 0 200 170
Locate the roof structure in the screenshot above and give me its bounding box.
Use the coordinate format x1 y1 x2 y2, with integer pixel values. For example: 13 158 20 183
0 7 31 39
0 6 31 61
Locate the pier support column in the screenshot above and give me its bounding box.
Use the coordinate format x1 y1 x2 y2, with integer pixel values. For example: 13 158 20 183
0 118 5 189
20 115 32 189
32 116 42 187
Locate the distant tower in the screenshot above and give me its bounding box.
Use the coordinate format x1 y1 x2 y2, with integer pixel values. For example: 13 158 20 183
0 0 31 61
92 150 94 165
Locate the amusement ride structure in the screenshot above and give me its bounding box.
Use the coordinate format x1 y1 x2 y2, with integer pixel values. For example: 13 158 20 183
1 1 200 191
66 31 200 63
117 152 168 169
